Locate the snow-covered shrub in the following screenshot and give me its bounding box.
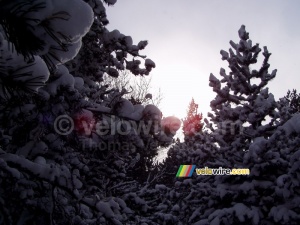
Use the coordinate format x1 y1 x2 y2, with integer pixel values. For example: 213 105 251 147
0 1 178 224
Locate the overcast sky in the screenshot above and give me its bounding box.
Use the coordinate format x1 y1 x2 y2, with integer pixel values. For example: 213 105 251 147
106 0 300 120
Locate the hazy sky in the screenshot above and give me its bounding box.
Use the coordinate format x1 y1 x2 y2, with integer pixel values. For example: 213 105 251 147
106 0 300 120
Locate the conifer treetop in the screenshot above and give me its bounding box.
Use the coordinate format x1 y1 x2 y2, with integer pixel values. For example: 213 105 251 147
210 25 277 110
207 25 279 146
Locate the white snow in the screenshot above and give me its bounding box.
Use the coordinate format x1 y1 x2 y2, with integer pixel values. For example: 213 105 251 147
209 73 221 89
123 36 133 47
104 0 117 5
21 0 94 67
96 201 115 218
138 40 148 49
34 156 47 165
1 153 73 188
131 104 145 120
145 58 156 69
54 39 83 64
88 104 111 113
280 113 300 135
143 104 162 121
50 0 94 42
0 35 50 97
238 25 248 40
103 30 121 44
74 77 84 90
46 65 75 95
117 99 134 118
220 50 229 60
269 205 299 223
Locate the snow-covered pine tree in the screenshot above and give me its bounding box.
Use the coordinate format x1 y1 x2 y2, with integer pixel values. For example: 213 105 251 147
207 25 280 152
187 25 300 225
143 25 300 225
0 0 95 223
0 0 178 224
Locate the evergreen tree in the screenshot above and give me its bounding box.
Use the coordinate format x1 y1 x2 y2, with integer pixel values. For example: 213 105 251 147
284 89 300 114
1 2 299 223
149 25 300 225
182 98 203 138
207 25 280 151
0 0 178 224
